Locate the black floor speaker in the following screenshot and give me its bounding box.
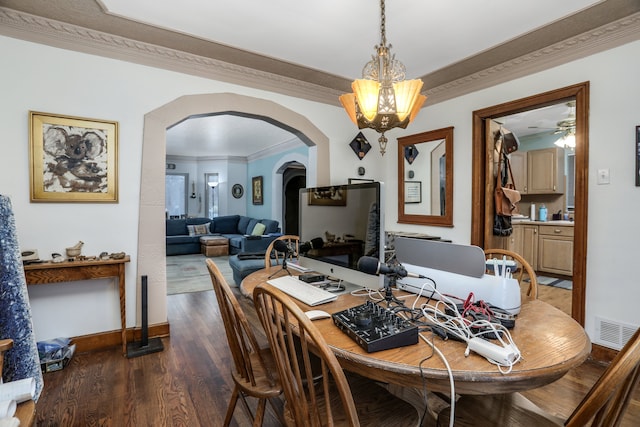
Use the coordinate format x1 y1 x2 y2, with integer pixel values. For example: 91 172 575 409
127 275 164 358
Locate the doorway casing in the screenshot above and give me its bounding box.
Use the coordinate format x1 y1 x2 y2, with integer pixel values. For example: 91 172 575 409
471 82 589 325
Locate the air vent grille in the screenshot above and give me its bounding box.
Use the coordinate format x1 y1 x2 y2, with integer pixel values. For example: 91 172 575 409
595 316 638 350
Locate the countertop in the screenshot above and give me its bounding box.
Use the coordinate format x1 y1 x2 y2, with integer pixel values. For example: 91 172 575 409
512 218 574 226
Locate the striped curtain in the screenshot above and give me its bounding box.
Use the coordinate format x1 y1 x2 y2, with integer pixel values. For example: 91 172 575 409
0 195 43 400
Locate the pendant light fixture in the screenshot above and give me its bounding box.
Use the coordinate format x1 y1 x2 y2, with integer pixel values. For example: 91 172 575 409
339 0 427 155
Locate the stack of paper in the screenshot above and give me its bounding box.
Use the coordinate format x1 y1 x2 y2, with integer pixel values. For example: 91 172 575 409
0 377 36 426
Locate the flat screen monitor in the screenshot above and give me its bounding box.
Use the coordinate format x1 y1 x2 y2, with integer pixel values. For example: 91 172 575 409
298 182 385 289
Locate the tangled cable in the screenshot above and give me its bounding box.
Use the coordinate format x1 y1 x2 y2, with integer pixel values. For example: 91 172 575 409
406 279 522 374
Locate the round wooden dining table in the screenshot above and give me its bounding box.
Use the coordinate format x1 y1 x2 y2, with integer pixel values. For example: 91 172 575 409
241 268 591 395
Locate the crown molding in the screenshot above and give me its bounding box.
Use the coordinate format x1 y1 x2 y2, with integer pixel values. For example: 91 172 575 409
0 7 343 105
166 154 247 163
424 12 640 105
0 7 639 108
247 138 302 162
164 138 300 162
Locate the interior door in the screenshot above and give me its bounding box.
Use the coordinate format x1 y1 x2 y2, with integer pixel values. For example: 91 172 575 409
484 119 504 249
430 141 446 215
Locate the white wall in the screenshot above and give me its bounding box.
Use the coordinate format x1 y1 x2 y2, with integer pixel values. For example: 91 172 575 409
2 32 639 347
382 40 640 341
0 35 360 341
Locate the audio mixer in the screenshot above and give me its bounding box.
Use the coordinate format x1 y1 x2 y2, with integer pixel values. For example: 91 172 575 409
332 300 418 352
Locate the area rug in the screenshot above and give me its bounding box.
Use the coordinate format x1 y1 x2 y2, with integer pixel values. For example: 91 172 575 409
166 254 235 295
533 275 573 290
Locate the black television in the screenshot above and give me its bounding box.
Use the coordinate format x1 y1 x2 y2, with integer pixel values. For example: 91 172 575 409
297 182 385 289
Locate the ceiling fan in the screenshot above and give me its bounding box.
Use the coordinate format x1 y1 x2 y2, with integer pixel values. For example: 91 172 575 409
528 101 576 134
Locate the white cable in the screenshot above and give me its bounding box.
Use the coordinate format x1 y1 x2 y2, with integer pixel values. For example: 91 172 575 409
349 287 382 299
410 278 522 372
419 333 455 427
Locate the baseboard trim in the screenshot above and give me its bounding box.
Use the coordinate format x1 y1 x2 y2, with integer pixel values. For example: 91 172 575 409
71 322 170 353
591 343 618 364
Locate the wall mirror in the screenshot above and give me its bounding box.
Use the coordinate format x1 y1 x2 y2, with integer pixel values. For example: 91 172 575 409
397 126 453 227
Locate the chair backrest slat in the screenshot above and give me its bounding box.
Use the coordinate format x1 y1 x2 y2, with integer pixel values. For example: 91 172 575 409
206 259 274 387
254 283 360 426
265 235 300 269
484 248 538 300
566 327 640 427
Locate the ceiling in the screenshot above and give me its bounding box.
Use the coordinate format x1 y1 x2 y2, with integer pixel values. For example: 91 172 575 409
497 102 576 139
100 0 599 82
1 0 635 156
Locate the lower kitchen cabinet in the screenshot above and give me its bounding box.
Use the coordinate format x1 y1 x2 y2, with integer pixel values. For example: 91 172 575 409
509 222 573 275
508 224 538 269
537 225 574 275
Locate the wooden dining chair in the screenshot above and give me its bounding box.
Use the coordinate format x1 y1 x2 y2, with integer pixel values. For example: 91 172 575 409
206 259 284 427
264 235 300 269
253 282 421 426
484 248 538 300
437 327 640 427
0 339 36 426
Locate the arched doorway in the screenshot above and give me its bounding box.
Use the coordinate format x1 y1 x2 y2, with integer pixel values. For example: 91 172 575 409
281 162 306 235
136 93 330 327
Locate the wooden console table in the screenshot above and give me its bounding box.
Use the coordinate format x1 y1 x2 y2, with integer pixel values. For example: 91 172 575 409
23 256 130 355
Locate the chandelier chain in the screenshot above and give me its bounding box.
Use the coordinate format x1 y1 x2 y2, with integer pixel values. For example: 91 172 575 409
380 0 386 46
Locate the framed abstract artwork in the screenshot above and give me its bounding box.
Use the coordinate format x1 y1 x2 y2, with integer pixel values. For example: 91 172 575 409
29 111 119 202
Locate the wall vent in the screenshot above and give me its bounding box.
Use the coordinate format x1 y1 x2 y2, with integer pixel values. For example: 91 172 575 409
595 316 638 350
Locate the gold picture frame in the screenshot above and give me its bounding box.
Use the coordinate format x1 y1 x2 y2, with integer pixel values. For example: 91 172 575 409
29 111 119 203
252 176 263 205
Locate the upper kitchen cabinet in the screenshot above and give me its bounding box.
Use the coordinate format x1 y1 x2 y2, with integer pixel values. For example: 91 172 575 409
510 151 528 194
528 147 565 194
510 147 565 195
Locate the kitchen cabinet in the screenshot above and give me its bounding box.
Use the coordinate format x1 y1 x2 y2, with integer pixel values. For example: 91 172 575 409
527 147 565 194
509 152 528 194
507 223 538 269
509 147 565 195
509 221 573 275
538 225 574 275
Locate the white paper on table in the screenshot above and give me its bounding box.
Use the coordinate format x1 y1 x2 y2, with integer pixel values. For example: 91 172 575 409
0 417 19 427
0 399 16 418
0 377 35 403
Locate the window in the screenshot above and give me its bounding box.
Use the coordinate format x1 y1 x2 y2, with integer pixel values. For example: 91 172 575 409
165 173 188 218
566 153 575 209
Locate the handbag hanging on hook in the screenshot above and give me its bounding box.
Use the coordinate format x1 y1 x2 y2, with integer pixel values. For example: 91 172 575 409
494 149 521 217
493 147 521 236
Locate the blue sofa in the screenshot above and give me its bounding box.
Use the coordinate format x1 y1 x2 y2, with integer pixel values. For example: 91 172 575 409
165 215 280 256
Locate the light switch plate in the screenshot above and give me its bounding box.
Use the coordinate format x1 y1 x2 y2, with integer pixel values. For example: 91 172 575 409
597 168 610 185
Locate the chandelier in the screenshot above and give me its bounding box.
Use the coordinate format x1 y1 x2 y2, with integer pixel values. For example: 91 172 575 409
339 0 427 155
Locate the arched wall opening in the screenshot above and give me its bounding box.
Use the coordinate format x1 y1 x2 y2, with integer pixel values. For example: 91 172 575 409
136 92 330 328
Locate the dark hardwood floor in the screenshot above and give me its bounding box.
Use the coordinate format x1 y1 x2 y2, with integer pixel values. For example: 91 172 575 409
35 289 640 426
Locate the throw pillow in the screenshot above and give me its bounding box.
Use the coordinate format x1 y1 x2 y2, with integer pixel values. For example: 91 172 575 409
251 222 266 236
187 222 211 236
245 218 259 234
